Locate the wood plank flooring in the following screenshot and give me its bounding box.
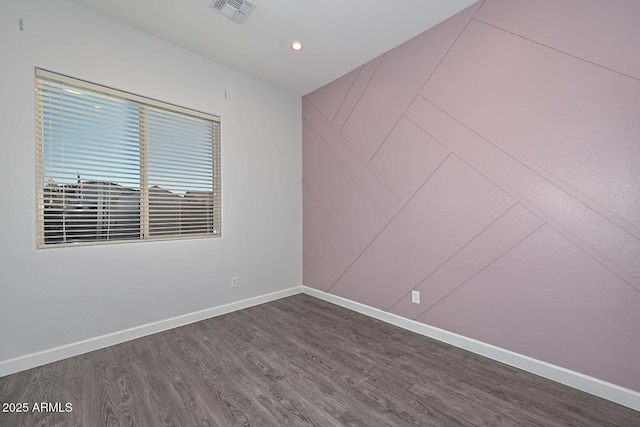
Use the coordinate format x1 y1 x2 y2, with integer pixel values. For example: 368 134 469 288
1 294 639 426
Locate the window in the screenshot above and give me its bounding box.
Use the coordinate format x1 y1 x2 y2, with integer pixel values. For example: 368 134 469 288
36 69 221 247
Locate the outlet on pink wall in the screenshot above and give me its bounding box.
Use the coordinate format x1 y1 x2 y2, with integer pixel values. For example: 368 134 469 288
302 0 640 392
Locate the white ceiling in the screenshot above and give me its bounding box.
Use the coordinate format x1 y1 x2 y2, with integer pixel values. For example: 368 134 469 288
70 0 477 95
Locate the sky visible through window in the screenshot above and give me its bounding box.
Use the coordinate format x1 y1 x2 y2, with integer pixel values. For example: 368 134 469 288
41 85 214 196
42 85 141 191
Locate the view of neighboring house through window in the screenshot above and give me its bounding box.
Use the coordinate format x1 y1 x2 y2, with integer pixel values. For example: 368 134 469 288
36 69 221 247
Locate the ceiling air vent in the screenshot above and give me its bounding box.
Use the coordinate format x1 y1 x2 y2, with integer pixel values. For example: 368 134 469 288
210 0 256 24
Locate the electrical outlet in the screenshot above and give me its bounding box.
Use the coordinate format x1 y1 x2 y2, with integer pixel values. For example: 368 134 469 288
231 276 238 288
411 290 420 304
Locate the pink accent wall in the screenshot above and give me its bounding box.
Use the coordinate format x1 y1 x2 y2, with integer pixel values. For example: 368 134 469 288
302 0 640 392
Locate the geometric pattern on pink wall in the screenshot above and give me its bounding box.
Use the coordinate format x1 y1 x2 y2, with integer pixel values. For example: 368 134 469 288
302 0 640 392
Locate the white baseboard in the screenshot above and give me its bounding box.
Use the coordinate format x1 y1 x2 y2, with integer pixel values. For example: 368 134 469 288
302 286 640 412
0 286 303 378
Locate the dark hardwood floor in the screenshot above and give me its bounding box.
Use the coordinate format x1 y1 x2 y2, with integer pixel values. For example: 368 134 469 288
1 294 639 426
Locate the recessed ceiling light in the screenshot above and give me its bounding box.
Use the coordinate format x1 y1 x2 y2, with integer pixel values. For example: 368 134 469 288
291 41 303 51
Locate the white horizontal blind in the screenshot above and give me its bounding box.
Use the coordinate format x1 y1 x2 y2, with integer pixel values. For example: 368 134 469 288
36 69 221 247
146 107 220 238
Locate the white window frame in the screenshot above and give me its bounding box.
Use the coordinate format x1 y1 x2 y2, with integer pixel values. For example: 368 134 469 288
36 69 221 248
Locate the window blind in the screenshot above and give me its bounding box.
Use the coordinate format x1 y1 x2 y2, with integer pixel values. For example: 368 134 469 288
36 69 221 247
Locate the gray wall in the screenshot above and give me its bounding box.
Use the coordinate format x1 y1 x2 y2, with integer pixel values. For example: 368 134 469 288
0 0 302 364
